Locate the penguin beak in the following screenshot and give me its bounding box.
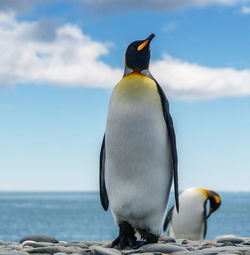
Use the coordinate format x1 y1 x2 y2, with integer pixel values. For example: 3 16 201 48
206 190 221 218
137 33 155 51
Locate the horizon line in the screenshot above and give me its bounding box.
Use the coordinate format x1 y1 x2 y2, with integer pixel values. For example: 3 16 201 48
1 189 250 193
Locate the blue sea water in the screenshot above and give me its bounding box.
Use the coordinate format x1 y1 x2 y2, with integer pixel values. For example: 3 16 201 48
0 192 249 242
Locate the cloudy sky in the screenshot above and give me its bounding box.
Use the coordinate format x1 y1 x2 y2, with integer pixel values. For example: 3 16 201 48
0 0 250 191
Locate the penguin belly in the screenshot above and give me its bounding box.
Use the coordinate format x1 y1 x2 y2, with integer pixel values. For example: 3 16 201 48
105 73 172 236
172 197 205 240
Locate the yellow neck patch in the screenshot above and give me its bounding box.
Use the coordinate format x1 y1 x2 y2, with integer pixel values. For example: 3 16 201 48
114 72 157 96
197 188 210 198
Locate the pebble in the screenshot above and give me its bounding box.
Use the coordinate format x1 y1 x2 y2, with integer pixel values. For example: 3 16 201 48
0 234 250 255
158 235 176 243
138 243 187 253
92 246 122 255
20 235 59 244
215 235 245 244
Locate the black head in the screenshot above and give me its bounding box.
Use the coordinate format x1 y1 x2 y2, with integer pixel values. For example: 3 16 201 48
125 33 155 71
206 190 221 218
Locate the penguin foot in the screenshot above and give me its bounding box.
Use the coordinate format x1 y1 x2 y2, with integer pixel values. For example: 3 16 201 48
139 230 158 244
111 222 136 249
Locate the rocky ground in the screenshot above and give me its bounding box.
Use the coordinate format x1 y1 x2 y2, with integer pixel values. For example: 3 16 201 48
1 234 250 255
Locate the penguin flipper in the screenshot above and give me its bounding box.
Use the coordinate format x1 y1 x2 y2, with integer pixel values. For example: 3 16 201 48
99 135 109 211
155 82 179 213
163 206 174 231
203 201 208 238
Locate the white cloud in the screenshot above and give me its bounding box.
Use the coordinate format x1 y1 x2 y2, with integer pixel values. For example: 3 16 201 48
0 12 122 88
151 55 250 100
0 12 250 100
241 5 250 13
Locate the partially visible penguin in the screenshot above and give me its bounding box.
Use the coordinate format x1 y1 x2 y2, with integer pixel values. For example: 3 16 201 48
99 34 179 248
164 187 221 240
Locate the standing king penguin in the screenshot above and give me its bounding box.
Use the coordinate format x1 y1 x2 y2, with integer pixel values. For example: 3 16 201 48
100 34 179 248
164 188 221 240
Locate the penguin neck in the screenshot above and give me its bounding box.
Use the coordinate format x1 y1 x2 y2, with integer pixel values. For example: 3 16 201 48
123 66 153 80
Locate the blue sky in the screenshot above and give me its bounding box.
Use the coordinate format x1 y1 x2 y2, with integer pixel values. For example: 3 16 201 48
0 0 250 191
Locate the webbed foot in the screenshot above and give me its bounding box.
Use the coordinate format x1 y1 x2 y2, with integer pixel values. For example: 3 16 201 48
111 222 137 249
139 229 158 244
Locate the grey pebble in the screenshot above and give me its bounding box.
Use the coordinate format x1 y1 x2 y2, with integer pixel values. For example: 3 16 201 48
28 254 52 255
64 242 88 249
170 251 196 255
200 246 250 254
139 243 187 253
82 241 106 247
101 242 112 248
24 246 73 254
22 241 58 248
92 246 122 255
215 235 244 244
159 235 176 243
5 245 23 250
0 251 29 255
20 235 59 244
130 253 161 255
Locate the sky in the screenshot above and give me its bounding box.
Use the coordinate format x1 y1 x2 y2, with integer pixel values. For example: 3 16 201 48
0 0 250 191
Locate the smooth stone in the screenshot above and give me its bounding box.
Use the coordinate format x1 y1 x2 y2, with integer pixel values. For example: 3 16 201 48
215 235 244 244
139 243 187 253
29 254 52 255
5 245 23 250
184 241 206 247
0 251 29 255
101 242 113 248
199 244 219 249
20 235 59 244
177 239 191 245
200 246 250 254
25 246 72 254
82 241 107 247
218 253 242 255
0 241 9 245
64 242 88 249
22 241 58 248
159 235 176 243
66 246 84 253
170 251 195 255
92 246 122 255
131 253 161 255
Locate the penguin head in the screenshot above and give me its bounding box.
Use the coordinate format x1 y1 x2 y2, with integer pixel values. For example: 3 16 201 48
206 190 221 218
125 33 155 71
195 188 221 218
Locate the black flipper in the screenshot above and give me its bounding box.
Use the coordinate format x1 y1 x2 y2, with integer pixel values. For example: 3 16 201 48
156 83 179 212
203 200 208 238
163 206 174 231
99 135 109 211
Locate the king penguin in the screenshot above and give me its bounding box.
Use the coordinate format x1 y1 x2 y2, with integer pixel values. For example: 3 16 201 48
99 34 179 248
164 187 221 240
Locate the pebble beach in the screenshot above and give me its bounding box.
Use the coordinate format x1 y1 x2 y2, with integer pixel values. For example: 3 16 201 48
1 234 250 255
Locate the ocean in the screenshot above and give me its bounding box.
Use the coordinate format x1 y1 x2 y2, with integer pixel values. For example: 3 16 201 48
0 192 249 242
